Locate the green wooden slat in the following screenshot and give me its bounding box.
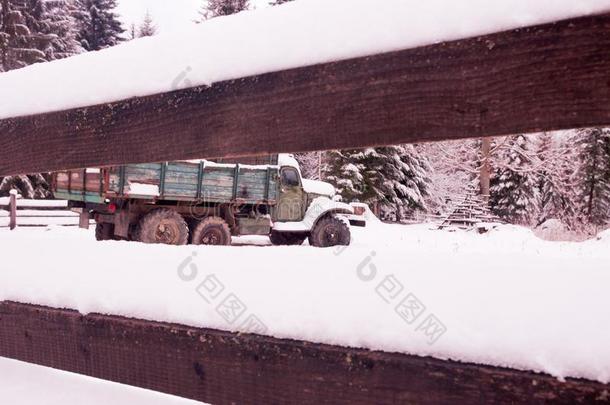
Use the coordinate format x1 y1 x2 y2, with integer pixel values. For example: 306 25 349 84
118 166 126 196
126 163 164 170
159 162 167 197
196 161 204 199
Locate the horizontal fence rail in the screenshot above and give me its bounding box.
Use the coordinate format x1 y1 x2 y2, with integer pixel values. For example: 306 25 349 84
0 301 607 405
0 197 86 228
0 13 609 176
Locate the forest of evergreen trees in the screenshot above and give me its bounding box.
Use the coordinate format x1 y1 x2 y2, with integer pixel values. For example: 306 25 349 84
307 129 610 235
0 0 608 234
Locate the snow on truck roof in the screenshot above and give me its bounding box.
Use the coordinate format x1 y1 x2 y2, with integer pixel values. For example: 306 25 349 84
0 0 609 120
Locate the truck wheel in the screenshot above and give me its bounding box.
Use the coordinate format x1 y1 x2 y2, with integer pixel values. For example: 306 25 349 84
269 231 307 246
309 216 351 248
95 223 115 241
191 216 231 246
135 209 189 245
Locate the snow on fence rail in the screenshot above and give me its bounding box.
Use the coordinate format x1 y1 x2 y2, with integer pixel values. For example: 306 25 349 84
0 301 607 405
0 197 83 228
1 12 610 176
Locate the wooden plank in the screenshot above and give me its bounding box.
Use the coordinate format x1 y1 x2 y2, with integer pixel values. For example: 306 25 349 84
0 198 69 209
0 301 606 405
1 13 609 176
9 192 16 230
0 217 82 227
0 210 77 218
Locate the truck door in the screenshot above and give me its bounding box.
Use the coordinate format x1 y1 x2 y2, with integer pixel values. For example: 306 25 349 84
276 167 304 221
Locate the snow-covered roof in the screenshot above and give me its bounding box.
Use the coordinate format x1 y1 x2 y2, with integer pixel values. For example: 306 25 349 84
0 0 609 120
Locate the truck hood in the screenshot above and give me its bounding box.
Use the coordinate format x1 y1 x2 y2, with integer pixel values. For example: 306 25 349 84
302 179 336 198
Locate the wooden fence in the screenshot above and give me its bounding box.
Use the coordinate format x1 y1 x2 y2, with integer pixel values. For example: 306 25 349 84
0 196 83 229
0 13 609 176
0 301 606 405
0 10 608 405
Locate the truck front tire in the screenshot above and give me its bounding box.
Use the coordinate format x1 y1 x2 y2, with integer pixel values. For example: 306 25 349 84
191 216 232 246
309 216 351 248
135 209 189 245
269 231 307 246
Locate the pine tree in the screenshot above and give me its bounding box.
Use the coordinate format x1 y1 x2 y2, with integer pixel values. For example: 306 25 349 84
369 146 431 220
490 135 539 225
42 0 82 60
137 10 156 37
199 0 249 20
1 0 82 68
0 0 49 71
0 173 51 199
270 0 293 5
535 132 576 226
324 149 369 203
325 146 431 220
73 0 123 51
572 128 610 227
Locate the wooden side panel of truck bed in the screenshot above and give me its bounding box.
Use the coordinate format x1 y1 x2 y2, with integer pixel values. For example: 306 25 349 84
54 161 279 205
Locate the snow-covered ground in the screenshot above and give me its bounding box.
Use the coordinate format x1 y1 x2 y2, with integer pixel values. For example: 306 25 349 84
1 218 609 384
0 357 204 405
1 0 610 119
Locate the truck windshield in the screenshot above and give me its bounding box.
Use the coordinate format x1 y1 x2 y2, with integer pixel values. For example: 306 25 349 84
281 168 300 187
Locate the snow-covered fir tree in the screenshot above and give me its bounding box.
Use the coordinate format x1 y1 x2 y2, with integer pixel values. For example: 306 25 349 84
0 0 51 71
324 149 369 202
0 173 51 199
41 0 82 60
571 128 610 227
490 135 539 225
198 0 249 20
534 132 576 227
73 0 123 51
325 146 431 221
137 10 156 37
373 145 431 221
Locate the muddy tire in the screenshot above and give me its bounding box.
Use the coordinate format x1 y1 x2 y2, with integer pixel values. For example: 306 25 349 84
135 209 189 245
309 216 351 248
269 231 307 246
95 223 115 241
191 216 232 246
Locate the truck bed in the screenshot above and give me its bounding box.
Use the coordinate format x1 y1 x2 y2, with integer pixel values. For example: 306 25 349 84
53 160 279 205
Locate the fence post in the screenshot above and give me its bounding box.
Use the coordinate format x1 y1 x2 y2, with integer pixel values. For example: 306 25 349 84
9 190 17 230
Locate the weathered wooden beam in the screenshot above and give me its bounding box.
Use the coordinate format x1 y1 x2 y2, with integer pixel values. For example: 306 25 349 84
1 13 609 176
8 191 16 230
0 301 607 404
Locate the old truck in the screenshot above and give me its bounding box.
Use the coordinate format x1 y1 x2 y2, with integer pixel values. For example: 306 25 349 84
52 154 365 247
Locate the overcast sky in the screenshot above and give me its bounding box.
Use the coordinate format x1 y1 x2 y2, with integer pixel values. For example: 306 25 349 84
115 0 271 35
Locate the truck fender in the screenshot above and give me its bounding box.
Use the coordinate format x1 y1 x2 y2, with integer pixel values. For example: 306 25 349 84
303 197 354 231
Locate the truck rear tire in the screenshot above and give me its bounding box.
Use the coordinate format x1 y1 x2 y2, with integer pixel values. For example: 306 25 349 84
191 216 231 246
95 223 115 241
135 208 189 245
309 216 351 248
269 231 307 246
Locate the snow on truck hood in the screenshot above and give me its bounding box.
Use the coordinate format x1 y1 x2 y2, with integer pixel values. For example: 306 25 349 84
1 0 609 120
302 179 335 197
